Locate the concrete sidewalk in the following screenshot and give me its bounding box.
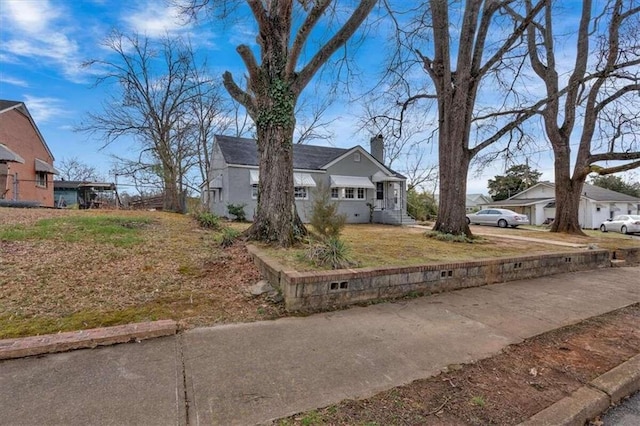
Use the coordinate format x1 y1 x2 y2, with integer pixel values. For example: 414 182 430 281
1 267 639 425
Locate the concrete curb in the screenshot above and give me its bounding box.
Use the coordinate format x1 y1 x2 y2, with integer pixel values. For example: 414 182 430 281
0 320 177 360
519 353 640 426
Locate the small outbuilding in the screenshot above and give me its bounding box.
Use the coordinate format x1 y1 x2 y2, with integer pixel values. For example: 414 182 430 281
53 180 118 209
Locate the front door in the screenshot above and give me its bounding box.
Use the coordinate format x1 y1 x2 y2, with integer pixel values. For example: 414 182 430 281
375 182 384 209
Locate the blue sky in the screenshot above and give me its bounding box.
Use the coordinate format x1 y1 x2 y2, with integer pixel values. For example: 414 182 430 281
0 0 596 195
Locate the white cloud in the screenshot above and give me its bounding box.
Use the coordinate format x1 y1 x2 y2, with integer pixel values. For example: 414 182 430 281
3 0 60 33
0 76 29 87
0 0 87 83
123 2 189 38
23 95 67 123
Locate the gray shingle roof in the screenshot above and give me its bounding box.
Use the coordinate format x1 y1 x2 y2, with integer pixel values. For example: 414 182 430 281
582 183 640 202
215 135 349 170
0 99 22 113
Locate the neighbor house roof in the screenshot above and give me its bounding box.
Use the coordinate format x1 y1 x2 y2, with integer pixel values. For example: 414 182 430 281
501 181 640 204
214 135 405 179
0 99 56 161
489 197 554 207
0 100 22 112
54 180 115 190
582 183 640 202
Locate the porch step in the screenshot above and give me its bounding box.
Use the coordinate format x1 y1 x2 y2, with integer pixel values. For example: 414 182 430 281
380 210 417 225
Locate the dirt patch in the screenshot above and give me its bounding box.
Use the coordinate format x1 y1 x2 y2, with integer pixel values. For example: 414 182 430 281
278 304 640 425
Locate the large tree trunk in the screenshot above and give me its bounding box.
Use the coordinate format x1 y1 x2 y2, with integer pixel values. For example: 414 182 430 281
433 127 472 236
163 179 182 212
244 124 307 246
162 166 183 213
550 148 586 235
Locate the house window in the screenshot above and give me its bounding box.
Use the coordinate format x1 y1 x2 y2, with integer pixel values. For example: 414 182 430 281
357 188 365 199
331 188 340 199
36 172 47 188
376 182 384 200
251 184 259 199
294 186 308 200
354 152 361 162
344 188 355 199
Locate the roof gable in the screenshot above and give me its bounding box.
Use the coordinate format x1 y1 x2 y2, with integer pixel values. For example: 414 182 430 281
321 145 403 178
0 99 55 161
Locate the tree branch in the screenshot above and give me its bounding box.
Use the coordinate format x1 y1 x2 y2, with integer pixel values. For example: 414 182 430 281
591 159 640 175
292 0 376 94
222 71 256 117
286 0 331 78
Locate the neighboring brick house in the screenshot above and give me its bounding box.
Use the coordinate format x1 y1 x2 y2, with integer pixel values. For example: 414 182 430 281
0 100 58 207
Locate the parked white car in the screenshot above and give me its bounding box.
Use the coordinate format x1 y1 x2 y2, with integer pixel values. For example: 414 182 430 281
466 208 530 228
599 215 640 234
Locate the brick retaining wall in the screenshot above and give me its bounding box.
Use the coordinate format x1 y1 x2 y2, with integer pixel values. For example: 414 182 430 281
613 247 640 265
247 246 613 312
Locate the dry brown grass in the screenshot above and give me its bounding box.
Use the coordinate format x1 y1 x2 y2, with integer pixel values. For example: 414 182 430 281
260 224 583 271
0 208 284 338
1 209 636 338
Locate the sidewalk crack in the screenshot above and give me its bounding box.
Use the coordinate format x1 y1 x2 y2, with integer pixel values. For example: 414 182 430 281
178 334 191 425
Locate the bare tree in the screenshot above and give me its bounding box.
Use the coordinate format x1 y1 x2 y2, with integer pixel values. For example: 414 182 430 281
294 95 336 144
359 97 438 191
79 32 207 212
383 0 546 236
525 0 640 234
183 52 234 192
57 157 104 182
180 0 377 246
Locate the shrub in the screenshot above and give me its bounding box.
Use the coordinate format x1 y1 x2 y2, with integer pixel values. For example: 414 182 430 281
219 227 240 247
309 181 346 240
227 203 247 222
306 237 356 269
193 211 221 229
425 230 480 243
407 188 438 221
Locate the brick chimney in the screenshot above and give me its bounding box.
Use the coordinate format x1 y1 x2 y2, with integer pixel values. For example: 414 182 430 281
370 134 384 164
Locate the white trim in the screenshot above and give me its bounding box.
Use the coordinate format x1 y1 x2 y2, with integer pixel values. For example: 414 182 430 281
330 175 375 189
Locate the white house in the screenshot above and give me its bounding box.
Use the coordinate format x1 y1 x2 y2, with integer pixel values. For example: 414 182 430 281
481 181 640 228
466 194 493 212
202 135 416 225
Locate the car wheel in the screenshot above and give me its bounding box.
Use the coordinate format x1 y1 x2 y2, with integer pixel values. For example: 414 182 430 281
498 219 508 228
621 225 628 234
466 217 471 225
600 224 607 232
